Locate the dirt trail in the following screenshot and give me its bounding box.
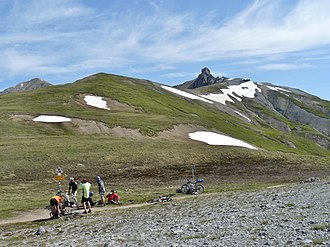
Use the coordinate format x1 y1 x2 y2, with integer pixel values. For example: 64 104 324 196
0 185 290 226
2 181 329 247
0 193 206 226
0 202 156 226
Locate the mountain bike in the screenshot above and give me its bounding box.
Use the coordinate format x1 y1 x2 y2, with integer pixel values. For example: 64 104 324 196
146 195 173 204
179 164 205 194
180 178 204 194
59 190 71 208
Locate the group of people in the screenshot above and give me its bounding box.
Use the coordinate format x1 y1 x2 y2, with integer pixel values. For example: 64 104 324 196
50 176 120 215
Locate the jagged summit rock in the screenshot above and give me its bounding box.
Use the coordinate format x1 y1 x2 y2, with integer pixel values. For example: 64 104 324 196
195 67 216 87
175 67 228 90
0 78 52 95
201 67 211 75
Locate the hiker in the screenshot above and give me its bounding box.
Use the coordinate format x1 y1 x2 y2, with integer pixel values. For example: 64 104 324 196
88 191 96 207
50 193 63 217
79 179 92 214
106 190 120 205
96 176 106 206
68 177 78 208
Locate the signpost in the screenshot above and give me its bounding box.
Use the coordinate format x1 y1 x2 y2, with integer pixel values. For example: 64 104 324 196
56 167 63 176
192 164 195 181
55 167 64 192
55 175 65 181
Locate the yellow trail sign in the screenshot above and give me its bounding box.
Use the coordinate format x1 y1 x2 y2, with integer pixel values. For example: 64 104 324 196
55 175 65 181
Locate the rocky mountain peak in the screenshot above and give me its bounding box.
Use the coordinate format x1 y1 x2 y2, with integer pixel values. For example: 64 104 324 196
193 67 216 88
175 67 229 90
0 78 52 95
201 67 211 75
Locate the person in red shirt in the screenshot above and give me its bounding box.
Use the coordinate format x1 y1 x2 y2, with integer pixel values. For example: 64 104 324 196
106 190 120 205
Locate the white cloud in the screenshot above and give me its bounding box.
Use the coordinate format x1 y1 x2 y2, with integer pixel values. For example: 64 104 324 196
198 0 330 59
1 48 50 74
9 0 92 26
1 0 330 80
115 0 330 64
258 63 312 71
0 47 75 76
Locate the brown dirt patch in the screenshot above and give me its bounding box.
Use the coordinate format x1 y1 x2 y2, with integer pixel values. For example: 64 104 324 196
10 113 209 142
110 126 144 139
10 114 34 122
70 119 113 134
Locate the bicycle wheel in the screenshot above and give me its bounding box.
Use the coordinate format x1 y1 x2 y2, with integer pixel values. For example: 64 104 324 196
196 184 204 193
62 193 71 208
180 184 189 194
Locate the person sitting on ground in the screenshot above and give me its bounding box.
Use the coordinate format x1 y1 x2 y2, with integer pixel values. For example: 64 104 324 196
79 179 92 214
88 191 95 207
50 193 63 217
106 190 120 205
96 176 106 206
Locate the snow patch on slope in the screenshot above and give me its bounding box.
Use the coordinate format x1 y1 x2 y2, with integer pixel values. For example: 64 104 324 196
265 85 291 93
161 85 213 104
33 115 71 123
84 95 110 110
234 111 251 122
188 131 257 150
200 81 261 105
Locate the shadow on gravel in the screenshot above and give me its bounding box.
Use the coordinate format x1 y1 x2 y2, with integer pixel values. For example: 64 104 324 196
32 218 53 223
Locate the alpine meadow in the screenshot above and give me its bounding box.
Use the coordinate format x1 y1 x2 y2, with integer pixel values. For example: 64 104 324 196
0 71 329 219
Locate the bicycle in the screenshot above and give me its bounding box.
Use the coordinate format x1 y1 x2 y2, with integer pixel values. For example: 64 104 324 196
180 178 204 194
146 195 173 204
58 190 71 208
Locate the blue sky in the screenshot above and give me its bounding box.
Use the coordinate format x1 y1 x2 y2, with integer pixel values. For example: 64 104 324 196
1 0 330 100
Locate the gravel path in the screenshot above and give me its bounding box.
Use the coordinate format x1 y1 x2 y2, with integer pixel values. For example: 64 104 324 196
1 180 329 246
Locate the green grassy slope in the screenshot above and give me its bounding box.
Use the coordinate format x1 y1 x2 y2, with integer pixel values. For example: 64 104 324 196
0 73 329 219
1 73 328 154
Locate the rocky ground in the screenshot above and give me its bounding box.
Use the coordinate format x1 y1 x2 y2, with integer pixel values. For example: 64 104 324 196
1 179 329 246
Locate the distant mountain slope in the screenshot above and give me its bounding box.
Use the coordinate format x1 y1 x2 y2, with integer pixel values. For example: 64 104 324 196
0 78 52 95
175 68 330 148
0 72 329 156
